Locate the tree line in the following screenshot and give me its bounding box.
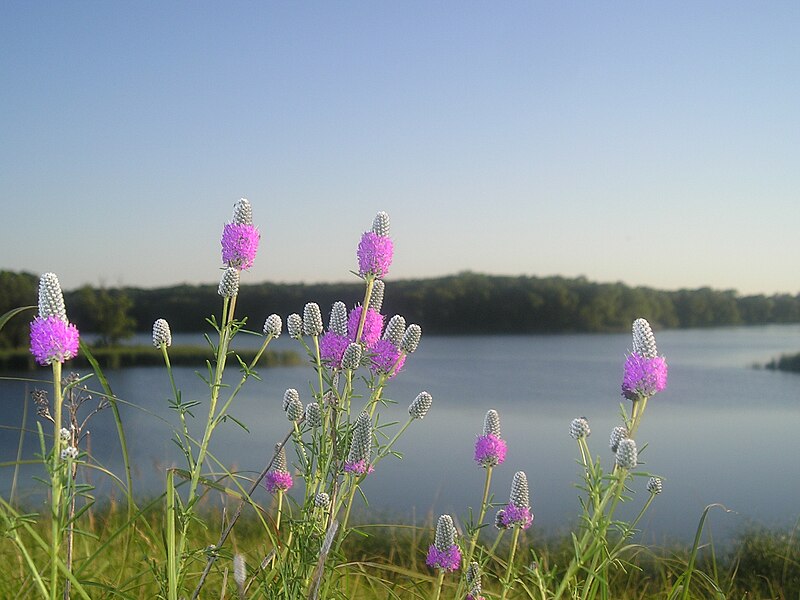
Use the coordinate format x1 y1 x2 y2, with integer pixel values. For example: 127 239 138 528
1 270 799 346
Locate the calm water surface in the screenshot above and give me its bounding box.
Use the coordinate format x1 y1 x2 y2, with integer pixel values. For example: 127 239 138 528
2 325 799 544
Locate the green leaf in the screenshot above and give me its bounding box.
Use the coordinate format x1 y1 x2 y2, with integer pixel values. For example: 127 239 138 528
0 305 35 332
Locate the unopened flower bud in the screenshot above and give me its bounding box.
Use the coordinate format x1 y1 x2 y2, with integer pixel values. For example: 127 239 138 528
483 409 501 437
609 426 628 453
616 438 638 470
569 417 591 440
287 313 302 339
372 211 390 237
328 301 348 337
152 319 172 347
341 342 363 370
400 324 421 353
647 477 663 495
218 267 240 298
409 391 433 419
383 315 406 346
303 302 323 336
232 198 253 225
305 402 322 428
369 279 385 313
263 314 282 337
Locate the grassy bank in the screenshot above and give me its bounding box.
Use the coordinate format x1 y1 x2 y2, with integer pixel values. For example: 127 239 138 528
0 344 302 370
1 505 797 599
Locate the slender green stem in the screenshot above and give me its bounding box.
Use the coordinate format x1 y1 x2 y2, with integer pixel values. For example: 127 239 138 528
275 490 285 533
466 466 494 565
50 360 63 600
161 344 193 471
500 527 521 600
354 277 375 343
431 570 445 600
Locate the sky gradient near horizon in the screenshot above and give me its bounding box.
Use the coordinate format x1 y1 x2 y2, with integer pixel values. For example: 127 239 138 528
1 2 799 295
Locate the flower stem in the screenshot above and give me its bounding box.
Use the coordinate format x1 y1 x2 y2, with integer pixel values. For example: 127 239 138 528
50 360 63 600
500 527 521 600
431 570 445 600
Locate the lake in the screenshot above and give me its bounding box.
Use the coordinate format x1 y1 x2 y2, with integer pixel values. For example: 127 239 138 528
1 325 799 545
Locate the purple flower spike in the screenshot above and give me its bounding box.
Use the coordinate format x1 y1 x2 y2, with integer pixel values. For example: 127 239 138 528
474 433 507 468
499 503 534 530
621 353 668 400
319 332 349 369
265 470 293 494
221 222 260 270
425 544 461 572
347 306 384 348
357 231 393 278
369 338 406 378
343 459 375 475
30 316 80 366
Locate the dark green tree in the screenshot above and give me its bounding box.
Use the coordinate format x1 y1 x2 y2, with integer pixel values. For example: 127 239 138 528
77 286 136 346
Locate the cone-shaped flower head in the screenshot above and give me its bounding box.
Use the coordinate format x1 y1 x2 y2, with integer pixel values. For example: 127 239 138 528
265 443 293 493
283 388 299 412
347 306 384 347
341 342 363 371
372 211 390 237
632 318 658 359
286 397 304 422
647 476 663 495
287 313 302 339
263 314 282 338
357 231 393 278
302 302 323 336
609 425 628 453
369 279 385 313
30 316 80 366
232 198 253 225
466 562 483 597
369 338 406 378
401 324 422 353
328 301 348 337
622 353 668 400
499 471 533 529
475 409 507 467
616 438 638 470
218 266 240 298
483 409 501 437
569 417 591 440
30 273 80 366
426 514 461 572
222 201 259 270
409 391 433 419
232 554 246 588
305 402 322 428
152 319 172 347
345 411 373 475
59 428 71 441
38 273 67 321
319 332 349 368
314 491 330 509
383 315 406 346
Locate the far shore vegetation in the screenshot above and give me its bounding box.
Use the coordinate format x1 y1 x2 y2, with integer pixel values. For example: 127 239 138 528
2 269 799 371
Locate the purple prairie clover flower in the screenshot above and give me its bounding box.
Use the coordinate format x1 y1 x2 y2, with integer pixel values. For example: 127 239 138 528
382 315 406 346
38 273 67 321
569 417 591 440
319 332 349 368
152 319 172 347
474 433 507 468
369 338 405 378
632 318 658 358
343 459 374 475
232 198 253 225
499 471 533 529
499 503 534 529
368 279 385 313
426 514 461 572
621 353 668 400
265 470 293 493
328 301 348 337
30 315 80 366
221 222 260 270
266 444 293 493
408 391 433 419
347 306 384 348
357 231 393 278
372 211 390 237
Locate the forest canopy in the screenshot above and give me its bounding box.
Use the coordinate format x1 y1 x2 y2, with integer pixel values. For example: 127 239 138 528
1 270 799 345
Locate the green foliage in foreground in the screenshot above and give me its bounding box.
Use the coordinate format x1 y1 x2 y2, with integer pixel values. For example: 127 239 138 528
1 507 798 599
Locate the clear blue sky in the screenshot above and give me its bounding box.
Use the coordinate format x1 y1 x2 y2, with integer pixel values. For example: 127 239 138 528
1 2 798 295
